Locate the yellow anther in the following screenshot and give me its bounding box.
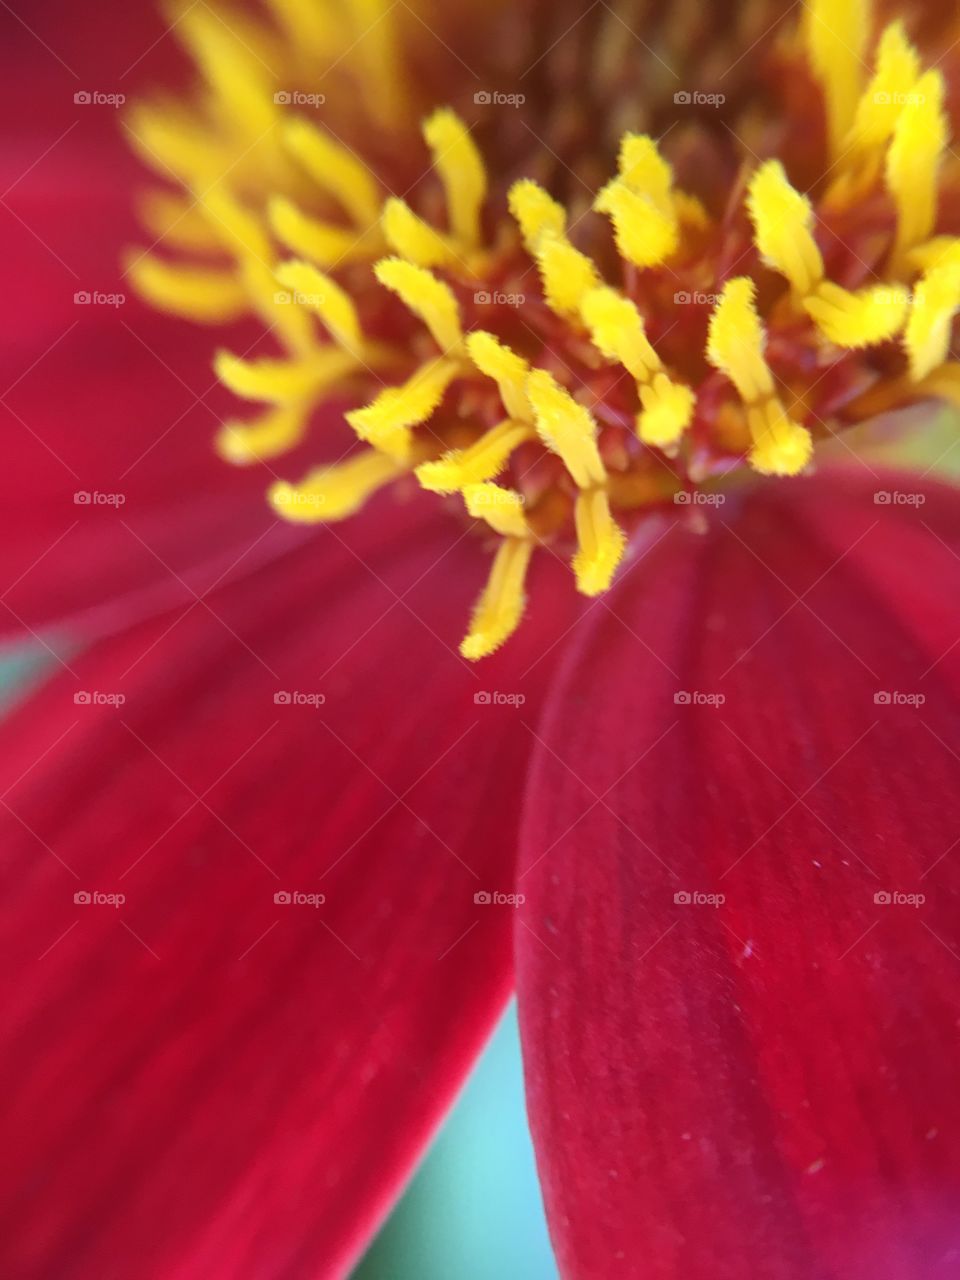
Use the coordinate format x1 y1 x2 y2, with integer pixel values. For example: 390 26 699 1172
909 238 960 273
803 281 909 348
198 186 273 264
125 253 248 324
268 197 373 267
848 21 922 155
126 103 224 185
416 420 533 493
268 0 346 56
804 0 870 156
535 237 600 319
617 133 674 208
580 286 660 381
572 488 626 596
422 109 487 248
580 287 693 447
706 278 775 405
525 370 606 489
216 404 309 465
268 449 404 523
887 70 948 264
707 279 812 476
138 190 222 253
637 374 696 450
374 258 463 352
508 179 566 254
904 264 960 381
176 5 274 137
382 198 457 268
215 348 357 403
460 536 534 660
281 118 381 227
275 260 362 352
594 181 678 269
464 482 530 538
343 0 407 124
240 258 315 356
745 400 814 477
346 358 458 460
465 332 531 422
747 161 824 296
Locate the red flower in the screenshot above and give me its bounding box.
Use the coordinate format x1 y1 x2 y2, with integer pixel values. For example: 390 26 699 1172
3 1 960 1277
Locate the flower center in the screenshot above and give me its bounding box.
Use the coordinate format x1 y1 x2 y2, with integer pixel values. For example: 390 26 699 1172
127 0 960 657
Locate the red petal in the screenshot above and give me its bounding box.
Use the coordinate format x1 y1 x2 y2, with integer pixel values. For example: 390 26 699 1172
0 3 297 637
0 510 570 1278
517 472 960 1280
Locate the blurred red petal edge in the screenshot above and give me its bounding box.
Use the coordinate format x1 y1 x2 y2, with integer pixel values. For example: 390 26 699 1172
516 470 960 1280
0 508 572 1280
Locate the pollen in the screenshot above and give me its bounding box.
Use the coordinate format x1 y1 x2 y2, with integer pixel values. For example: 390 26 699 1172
128 0 960 657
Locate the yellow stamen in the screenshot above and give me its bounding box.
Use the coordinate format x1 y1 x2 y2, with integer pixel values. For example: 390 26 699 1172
268 449 404 522
572 488 626 596
904 264 960 381
746 162 908 348
138 190 222 252
465 332 532 422
803 281 909 348
707 278 812 475
507 179 566 254
124 253 248 324
240 258 315 356
460 536 534 660
267 0 345 56
804 0 870 156
275 260 362 352
197 186 273 264
176 5 275 137
617 133 674 206
464 482 530 538
281 118 381 227
216 404 309 465
594 180 678 269
416 420 533 493
848 21 921 156
215 348 357 403
747 161 824 297
887 70 948 265
525 370 606 489
126 103 224 185
422 109 487 249
637 374 697 450
346 358 459 460
535 236 600 319
374 258 463 352
268 196 376 268
382 198 458 268
580 286 694 446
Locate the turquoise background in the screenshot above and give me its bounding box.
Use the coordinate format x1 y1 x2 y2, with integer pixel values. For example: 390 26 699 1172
355 1006 557 1279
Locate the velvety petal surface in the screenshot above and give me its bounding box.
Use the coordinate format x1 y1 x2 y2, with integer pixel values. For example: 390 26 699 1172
517 471 960 1280
0 500 569 1279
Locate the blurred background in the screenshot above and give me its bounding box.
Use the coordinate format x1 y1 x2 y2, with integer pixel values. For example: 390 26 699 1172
356 1008 557 1279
